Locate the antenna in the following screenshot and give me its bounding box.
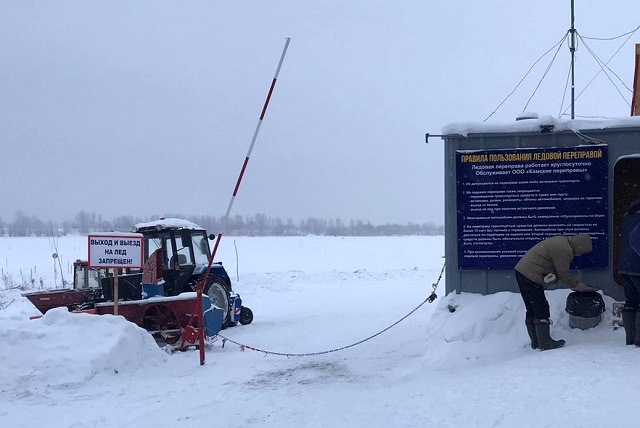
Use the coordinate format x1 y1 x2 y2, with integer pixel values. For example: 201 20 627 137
569 0 576 119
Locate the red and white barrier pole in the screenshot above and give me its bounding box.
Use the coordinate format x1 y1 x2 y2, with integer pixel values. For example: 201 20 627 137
206 37 290 273
194 37 291 365
224 36 291 224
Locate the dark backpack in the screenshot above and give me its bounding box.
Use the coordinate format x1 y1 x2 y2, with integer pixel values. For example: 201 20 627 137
565 291 605 319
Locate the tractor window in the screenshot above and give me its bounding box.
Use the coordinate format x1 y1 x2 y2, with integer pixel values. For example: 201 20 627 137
146 237 162 261
192 233 210 265
74 266 105 290
176 245 194 266
168 234 194 268
74 267 86 290
86 268 105 288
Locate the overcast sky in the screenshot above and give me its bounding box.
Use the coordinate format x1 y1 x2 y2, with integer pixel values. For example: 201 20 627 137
1 1 638 225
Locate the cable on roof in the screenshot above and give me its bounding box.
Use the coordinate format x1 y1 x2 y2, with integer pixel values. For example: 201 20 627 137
522 37 565 112
483 33 568 122
561 27 638 116
579 35 633 96
572 130 606 145
580 25 640 41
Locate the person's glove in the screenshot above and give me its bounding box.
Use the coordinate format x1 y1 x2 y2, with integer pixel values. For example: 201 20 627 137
572 282 598 293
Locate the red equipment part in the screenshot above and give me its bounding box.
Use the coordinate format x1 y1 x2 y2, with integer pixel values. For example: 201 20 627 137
23 289 87 314
94 295 203 346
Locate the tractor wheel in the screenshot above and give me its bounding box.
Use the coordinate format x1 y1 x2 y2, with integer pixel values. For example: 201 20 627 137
239 306 253 325
143 305 182 345
204 278 232 328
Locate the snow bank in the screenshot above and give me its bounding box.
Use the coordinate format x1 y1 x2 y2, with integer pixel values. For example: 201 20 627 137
3 235 634 428
0 306 166 398
421 289 617 366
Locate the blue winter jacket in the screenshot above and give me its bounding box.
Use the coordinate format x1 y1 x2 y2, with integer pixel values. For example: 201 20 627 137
617 210 640 275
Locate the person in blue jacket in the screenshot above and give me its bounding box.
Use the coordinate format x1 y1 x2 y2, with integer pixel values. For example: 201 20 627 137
617 199 640 346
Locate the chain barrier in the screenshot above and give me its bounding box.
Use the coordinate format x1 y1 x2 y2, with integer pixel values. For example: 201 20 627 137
217 259 446 357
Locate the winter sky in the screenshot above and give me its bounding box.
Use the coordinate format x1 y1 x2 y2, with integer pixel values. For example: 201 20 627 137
1 1 638 225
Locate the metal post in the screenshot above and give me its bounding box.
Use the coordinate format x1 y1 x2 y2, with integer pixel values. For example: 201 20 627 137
197 286 204 365
52 254 58 288
570 0 576 119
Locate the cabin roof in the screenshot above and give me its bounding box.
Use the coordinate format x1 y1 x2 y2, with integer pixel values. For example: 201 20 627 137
442 115 640 137
131 218 204 233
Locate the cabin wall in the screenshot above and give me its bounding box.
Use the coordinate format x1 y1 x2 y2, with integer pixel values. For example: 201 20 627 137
443 126 640 301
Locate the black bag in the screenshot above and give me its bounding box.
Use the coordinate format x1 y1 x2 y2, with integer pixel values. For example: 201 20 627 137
565 291 605 318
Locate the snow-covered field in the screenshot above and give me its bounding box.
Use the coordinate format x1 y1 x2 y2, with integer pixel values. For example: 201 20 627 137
0 235 637 427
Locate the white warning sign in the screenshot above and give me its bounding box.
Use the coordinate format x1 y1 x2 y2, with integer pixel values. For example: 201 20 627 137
88 233 144 269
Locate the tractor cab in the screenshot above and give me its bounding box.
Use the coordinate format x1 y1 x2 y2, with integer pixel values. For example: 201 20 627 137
131 218 252 327
72 260 107 301
132 218 214 296
22 261 108 313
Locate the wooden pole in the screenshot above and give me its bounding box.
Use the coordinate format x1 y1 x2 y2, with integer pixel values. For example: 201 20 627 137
113 268 119 315
631 44 640 116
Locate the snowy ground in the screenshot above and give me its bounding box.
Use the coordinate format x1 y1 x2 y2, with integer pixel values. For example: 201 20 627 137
0 235 637 427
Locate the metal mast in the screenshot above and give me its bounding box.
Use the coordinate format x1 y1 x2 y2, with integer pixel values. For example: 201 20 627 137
570 0 576 119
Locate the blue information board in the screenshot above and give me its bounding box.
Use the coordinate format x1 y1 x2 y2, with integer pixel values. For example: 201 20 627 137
456 145 608 270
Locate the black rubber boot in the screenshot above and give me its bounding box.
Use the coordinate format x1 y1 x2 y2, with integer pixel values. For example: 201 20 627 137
635 311 640 347
525 318 538 349
621 309 636 345
534 319 565 350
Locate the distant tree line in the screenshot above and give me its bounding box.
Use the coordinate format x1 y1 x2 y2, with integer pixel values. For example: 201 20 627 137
0 210 444 237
